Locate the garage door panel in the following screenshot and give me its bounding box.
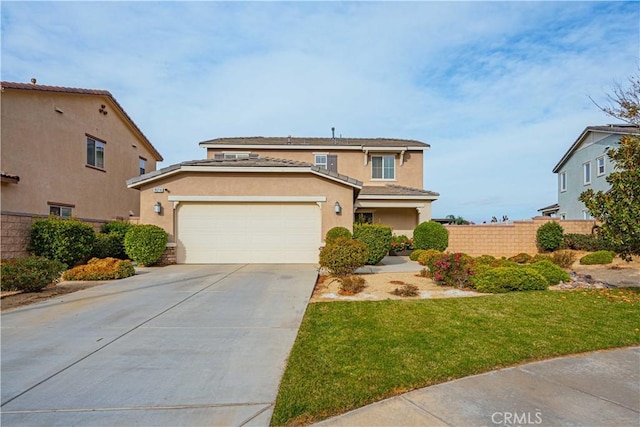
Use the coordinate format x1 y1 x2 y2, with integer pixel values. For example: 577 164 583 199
177 203 321 264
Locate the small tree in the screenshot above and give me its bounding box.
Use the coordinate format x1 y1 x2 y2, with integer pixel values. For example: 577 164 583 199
581 72 640 260
413 221 448 251
536 221 564 252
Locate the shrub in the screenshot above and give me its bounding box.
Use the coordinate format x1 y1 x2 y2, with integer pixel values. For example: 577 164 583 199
474 255 497 265
413 221 449 251
63 257 135 281
417 249 445 270
1 256 65 292
390 283 419 297
29 217 95 267
536 221 564 252
527 260 571 285
430 252 475 289
91 233 124 259
508 253 533 264
338 275 366 295
325 226 352 245
563 233 598 251
549 250 577 268
409 249 425 262
124 224 168 266
390 235 413 252
532 253 552 263
580 251 615 265
319 237 369 276
353 223 393 265
100 220 133 259
474 267 548 293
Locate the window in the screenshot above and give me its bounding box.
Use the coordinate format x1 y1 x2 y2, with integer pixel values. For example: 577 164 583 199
139 157 147 175
596 156 606 176
583 210 592 220
49 205 72 218
223 152 250 160
583 161 591 185
560 172 567 192
560 213 567 220
356 212 373 224
372 155 395 180
86 136 105 169
314 154 328 169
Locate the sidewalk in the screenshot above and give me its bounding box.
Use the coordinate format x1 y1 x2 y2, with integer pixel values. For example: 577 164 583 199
314 346 640 426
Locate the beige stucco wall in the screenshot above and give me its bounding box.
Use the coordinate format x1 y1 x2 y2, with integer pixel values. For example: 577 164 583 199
206 148 424 188
135 172 355 242
0 89 158 221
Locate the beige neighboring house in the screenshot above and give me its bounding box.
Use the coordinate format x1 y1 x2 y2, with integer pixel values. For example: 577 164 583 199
1 81 163 258
127 136 438 264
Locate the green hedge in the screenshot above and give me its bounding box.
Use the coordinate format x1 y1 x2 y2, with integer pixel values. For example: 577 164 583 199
580 251 615 265
1 256 66 292
319 237 369 276
413 221 448 251
474 267 548 293
124 225 168 266
527 260 570 285
536 222 564 252
91 233 124 259
29 217 95 267
353 223 392 265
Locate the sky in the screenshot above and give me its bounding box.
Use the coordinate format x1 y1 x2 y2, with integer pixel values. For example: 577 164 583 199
1 1 638 223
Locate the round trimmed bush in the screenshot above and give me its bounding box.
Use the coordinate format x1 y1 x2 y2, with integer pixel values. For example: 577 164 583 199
409 249 425 262
417 249 445 270
319 237 369 276
527 260 570 285
124 224 168 266
92 233 124 259
1 256 66 292
580 250 615 265
474 267 548 293
353 223 392 265
29 217 95 267
413 221 448 251
536 221 564 252
325 226 352 244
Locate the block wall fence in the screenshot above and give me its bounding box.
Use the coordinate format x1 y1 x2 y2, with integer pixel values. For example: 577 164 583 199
445 217 597 257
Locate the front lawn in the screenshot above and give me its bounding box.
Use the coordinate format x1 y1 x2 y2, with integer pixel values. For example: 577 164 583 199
272 289 640 426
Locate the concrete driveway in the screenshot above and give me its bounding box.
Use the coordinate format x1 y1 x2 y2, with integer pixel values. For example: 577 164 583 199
1 264 317 426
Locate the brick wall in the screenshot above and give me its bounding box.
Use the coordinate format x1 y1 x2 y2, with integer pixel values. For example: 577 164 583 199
156 244 177 265
446 217 596 257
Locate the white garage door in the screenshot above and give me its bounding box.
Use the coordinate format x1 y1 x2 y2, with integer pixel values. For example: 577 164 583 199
176 202 321 263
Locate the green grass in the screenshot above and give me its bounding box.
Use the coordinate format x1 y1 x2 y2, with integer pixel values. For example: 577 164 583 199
272 289 640 426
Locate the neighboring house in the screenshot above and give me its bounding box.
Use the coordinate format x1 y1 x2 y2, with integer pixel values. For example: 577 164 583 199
127 136 439 264
539 124 639 220
1 81 163 258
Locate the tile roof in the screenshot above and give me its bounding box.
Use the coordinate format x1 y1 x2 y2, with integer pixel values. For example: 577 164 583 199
200 136 430 148
537 203 559 212
1 81 163 161
360 184 439 197
127 157 363 188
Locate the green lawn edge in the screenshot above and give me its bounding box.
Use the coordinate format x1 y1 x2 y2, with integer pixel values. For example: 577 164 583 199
272 289 640 426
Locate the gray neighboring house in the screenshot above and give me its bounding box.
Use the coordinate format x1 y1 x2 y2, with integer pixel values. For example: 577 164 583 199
541 124 639 219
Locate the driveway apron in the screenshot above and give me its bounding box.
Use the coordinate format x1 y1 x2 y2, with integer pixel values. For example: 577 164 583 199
1 264 317 426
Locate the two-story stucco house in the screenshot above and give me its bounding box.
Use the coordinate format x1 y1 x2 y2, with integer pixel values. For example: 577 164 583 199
0 81 163 258
539 124 639 219
126 136 439 264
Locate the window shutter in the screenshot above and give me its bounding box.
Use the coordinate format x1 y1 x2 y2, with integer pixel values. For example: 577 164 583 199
327 155 338 173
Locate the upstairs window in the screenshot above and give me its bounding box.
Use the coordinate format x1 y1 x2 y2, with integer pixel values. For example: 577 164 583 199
560 172 567 192
139 157 147 175
583 161 591 185
596 156 606 176
223 152 250 159
372 155 395 180
314 154 328 169
87 136 105 169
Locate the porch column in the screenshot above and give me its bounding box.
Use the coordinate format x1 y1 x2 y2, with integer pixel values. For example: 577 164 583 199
417 204 431 224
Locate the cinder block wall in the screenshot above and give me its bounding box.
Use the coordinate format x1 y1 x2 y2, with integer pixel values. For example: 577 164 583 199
446 217 596 257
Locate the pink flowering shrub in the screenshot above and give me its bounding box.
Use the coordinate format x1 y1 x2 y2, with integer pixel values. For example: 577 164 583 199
431 252 475 289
